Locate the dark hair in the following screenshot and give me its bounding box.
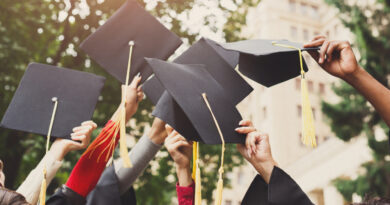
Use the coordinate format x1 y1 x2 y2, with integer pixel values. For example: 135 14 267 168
351 196 390 205
0 188 30 205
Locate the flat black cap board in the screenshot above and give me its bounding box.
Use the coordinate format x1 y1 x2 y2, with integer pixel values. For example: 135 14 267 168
152 91 202 142
142 75 165 106
143 37 252 106
80 0 182 84
202 38 240 70
0 63 105 139
145 58 245 144
218 39 319 87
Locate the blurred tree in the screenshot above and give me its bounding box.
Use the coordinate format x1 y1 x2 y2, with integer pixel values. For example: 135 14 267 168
324 0 390 202
0 0 260 204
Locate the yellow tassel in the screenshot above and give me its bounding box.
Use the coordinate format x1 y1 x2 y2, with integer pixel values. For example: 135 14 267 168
39 98 58 205
119 88 132 167
39 167 47 205
194 142 202 205
272 41 316 147
118 42 135 168
194 165 202 205
214 168 224 205
301 76 316 147
201 93 226 205
192 142 198 180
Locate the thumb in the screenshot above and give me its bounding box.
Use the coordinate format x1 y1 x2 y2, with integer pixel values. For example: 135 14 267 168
165 124 174 135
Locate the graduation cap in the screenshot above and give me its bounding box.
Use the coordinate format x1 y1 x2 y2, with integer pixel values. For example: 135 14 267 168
1 63 105 139
146 58 245 204
80 0 183 84
143 37 251 105
218 39 319 87
0 62 105 205
219 39 318 147
146 58 244 144
152 91 202 142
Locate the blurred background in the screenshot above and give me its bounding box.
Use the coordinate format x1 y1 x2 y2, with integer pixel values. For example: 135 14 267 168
0 0 389 204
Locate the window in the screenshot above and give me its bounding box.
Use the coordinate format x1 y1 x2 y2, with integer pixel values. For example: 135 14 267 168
303 29 309 41
297 105 302 117
308 80 314 92
319 83 325 94
289 0 296 12
310 5 319 18
295 78 301 90
290 26 298 38
263 107 267 119
334 24 339 35
300 3 308 15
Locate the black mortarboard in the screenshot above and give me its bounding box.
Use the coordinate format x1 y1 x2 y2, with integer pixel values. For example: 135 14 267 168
143 37 252 105
145 58 244 144
0 63 105 139
218 39 319 87
80 0 182 84
153 91 202 142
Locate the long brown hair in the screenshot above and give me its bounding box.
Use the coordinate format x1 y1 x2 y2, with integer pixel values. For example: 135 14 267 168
0 188 30 205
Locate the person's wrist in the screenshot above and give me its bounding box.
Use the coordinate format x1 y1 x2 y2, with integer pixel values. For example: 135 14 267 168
342 65 365 85
49 141 69 161
175 163 192 187
252 158 277 184
148 118 167 145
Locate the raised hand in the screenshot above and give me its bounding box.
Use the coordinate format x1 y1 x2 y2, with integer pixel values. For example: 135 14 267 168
165 125 193 186
50 120 97 161
123 74 144 119
236 120 277 183
304 36 360 81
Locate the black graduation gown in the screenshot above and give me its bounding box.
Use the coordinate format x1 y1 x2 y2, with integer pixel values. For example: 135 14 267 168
241 166 313 205
46 165 136 205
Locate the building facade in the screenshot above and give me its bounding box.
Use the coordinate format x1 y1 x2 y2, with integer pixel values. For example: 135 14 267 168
220 0 373 204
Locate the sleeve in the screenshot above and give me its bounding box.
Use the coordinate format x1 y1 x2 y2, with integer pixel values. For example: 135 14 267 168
242 167 313 205
46 185 86 205
65 120 120 198
114 134 162 194
241 175 268 205
16 153 63 205
267 167 313 205
176 181 195 205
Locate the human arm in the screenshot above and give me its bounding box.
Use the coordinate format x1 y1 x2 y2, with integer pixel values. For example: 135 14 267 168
237 120 313 205
165 125 194 205
236 120 277 183
16 121 96 205
65 75 143 198
304 36 390 127
114 117 167 194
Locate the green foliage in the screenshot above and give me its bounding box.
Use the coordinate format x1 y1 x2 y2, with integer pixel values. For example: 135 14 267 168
324 0 390 202
0 0 260 203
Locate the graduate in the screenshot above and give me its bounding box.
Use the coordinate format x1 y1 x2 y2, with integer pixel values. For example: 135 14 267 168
0 121 96 204
45 75 143 205
165 119 313 205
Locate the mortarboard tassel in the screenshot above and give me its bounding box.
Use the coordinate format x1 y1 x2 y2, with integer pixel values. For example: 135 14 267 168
194 142 202 205
39 97 59 205
117 40 136 168
192 141 198 180
84 41 135 167
201 93 225 205
272 42 317 147
39 168 47 205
